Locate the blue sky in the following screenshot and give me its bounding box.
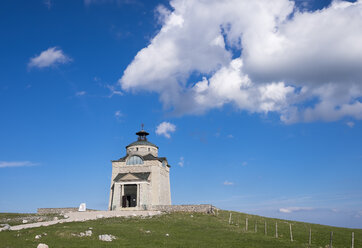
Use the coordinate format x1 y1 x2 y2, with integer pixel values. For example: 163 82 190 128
1 0 362 228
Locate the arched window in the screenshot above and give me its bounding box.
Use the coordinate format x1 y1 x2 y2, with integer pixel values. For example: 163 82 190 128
126 155 144 165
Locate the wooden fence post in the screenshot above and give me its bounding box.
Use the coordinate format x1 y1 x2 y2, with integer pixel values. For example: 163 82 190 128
330 231 333 248
275 222 278 238
255 221 257 233
245 218 248 231
352 232 354 248
228 213 232 225
289 223 293 241
309 227 311 247
265 221 267 235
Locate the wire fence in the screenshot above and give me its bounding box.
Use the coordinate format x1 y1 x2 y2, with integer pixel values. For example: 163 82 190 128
218 210 359 248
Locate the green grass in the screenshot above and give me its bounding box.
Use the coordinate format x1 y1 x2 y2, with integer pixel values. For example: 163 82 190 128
0 211 360 248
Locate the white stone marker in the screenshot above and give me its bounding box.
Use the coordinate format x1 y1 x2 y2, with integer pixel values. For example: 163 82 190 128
78 203 86 212
37 244 48 248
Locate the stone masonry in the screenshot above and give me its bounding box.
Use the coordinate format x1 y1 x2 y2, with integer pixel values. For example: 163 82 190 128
108 128 171 210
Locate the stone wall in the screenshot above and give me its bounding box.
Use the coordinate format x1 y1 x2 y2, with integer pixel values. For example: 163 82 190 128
150 204 215 214
37 208 96 214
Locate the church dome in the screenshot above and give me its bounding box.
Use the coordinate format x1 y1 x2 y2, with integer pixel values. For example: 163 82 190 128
126 140 158 148
125 125 158 157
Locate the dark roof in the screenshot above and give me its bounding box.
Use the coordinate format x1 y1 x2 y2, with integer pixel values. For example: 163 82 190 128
136 130 149 136
112 153 167 163
114 172 151 182
126 140 158 148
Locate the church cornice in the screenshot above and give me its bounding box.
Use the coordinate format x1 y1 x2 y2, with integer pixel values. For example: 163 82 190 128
112 153 167 163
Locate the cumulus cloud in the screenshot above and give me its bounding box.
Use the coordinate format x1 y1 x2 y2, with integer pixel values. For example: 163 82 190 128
114 110 123 120
84 0 139 5
156 121 176 138
28 47 71 68
346 121 355 128
44 0 52 9
75 91 86 96
279 207 314 213
119 0 362 123
106 84 123 97
178 156 184 167
0 161 38 168
223 180 234 185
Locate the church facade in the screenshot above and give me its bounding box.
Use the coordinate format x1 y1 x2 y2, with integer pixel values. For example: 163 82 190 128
108 127 171 210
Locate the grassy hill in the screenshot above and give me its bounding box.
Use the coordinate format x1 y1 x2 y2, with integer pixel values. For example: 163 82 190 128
0 210 360 247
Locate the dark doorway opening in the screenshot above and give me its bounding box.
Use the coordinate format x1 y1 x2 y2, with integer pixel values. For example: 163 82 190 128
122 184 137 208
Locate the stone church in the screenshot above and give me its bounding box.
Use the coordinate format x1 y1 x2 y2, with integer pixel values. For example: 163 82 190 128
108 127 171 210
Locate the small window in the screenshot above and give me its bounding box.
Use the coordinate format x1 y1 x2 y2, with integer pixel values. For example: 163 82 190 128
136 147 138 151
162 161 166 167
148 148 150 151
126 155 144 165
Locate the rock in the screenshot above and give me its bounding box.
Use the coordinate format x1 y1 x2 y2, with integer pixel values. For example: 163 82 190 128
43 233 47 236
63 215 69 219
37 244 49 248
22 220 28 224
132 214 137 217
35 235 42 239
96 214 104 219
145 230 151 234
190 215 193 218
2 224 10 231
98 234 116 242
73 230 92 237
165 233 169 237
53 217 58 221
88 227 93 230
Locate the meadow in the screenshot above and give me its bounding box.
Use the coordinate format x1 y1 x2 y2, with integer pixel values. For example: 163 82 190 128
0 210 360 248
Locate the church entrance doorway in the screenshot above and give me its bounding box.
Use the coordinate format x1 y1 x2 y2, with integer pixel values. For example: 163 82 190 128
122 184 137 208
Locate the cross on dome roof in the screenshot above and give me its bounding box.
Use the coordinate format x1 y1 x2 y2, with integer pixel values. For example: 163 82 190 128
125 124 158 149
136 124 149 141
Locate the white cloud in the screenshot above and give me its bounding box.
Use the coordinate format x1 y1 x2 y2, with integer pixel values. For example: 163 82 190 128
106 84 123 97
279 207 314 213
155 121 176 138
355 210 362 218
0 161 38 168
178 156 184 167
76 91 86 96
346 121 355 128
28 47 71 68
119 0 362 123
223 180 234 185
44 0 52 9
84 0 139 5
114 110 123 119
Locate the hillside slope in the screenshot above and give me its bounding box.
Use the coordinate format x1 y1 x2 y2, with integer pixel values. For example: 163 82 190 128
0 210 360 247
